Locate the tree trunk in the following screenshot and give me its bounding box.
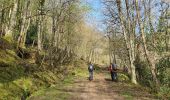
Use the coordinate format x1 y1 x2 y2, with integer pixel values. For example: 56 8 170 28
5 0 18 39
37 0 46 52
116 0 137 84
135 0 159 89
17 0 30 48
165 20 169 51
38 15 42 51
0 4 4 37
113 52 117 64
89 49 94 63
108 37 112 64
52 16 56 47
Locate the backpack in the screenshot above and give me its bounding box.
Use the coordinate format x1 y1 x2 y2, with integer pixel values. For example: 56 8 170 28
112 64 117 70
89 64 93 72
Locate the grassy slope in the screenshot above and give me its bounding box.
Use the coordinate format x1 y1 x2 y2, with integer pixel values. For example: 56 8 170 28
0 43 77 100
28 60 88 100
0 49 25 99
0 41 87 100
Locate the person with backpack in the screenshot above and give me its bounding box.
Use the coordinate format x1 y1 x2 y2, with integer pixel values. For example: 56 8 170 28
109 63 118 81
88 62 94 81
112 63 118 81
109 63 114 81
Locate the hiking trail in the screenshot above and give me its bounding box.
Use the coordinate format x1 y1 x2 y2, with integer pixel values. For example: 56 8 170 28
29 67 156 100
68 73 124 100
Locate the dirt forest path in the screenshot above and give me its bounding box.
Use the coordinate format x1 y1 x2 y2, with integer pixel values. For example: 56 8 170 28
29 67 157 100
68 72 124 100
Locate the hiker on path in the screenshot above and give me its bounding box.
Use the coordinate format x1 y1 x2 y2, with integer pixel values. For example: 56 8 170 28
109 63 118 81
88 62 94 81
109 63 114 81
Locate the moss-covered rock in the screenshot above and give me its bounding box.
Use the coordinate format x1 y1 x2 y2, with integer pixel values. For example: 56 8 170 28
0 37 13 50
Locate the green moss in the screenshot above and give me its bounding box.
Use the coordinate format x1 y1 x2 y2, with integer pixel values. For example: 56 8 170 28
28 74 74 100
157 86 170 99
0 82 23 99
0 49 19 67
121 92 133 100
28 87 71 100
33 71 59 85
73 67 88 78
0 46 85 99
118 73 130 82
0 64 25 82
0 48 52 99
0 37 14 50
62 74 74 85
3 35 13 43
27 66 86 100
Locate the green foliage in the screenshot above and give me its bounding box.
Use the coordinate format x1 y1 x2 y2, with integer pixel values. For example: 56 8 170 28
134 55 152 87
73 60 88 77
28 85 71 100
118 73 130 82
121 91 133 100
0 65 64 99
157 57 170 86
3 35 13 43
0 46 75 99
26 24 38 44
28 61 87 100
156 57 170 99
79 1 92 13
73 67 88 78
33 71 59 85
157 86 170 100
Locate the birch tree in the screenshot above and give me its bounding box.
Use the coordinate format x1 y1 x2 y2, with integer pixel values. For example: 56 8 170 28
134 0 159 89
5 0 18 40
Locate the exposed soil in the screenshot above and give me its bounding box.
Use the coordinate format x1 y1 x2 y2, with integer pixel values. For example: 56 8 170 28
29 68 157 100
67 71 157 100
68 73 124 100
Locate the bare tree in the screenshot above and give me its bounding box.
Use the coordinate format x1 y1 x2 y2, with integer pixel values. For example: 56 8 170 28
5 0 18 40
134 0 159 88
